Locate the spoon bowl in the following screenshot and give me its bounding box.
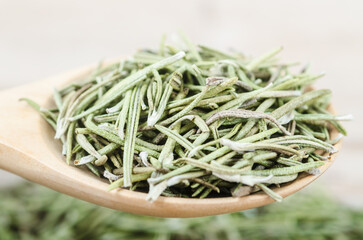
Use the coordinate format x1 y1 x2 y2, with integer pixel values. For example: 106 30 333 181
0 60 342 218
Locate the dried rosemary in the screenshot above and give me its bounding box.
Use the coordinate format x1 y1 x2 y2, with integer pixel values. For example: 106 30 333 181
23 34 350 202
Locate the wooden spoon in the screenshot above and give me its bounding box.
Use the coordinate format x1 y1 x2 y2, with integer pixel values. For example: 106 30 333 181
0 60 342 218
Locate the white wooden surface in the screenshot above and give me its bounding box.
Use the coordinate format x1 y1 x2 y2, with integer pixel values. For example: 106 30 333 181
0 0 362 206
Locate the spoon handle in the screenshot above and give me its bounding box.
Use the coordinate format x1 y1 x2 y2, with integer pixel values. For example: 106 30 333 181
0 141 43 181
0 86 42 180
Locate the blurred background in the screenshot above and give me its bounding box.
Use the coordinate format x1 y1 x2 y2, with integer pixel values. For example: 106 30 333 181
0 0 362 238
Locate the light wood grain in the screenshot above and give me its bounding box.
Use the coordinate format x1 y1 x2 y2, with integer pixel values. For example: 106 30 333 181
0 62 343 217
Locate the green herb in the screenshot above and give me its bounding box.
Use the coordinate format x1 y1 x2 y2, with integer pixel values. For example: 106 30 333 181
1 183 363 240
23 34 350 202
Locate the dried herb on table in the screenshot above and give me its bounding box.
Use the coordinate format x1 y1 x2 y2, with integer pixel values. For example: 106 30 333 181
1 183 363 240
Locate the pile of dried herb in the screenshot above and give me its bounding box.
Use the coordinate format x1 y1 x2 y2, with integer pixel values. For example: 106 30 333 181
1 183 363 240
23 34 351 201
